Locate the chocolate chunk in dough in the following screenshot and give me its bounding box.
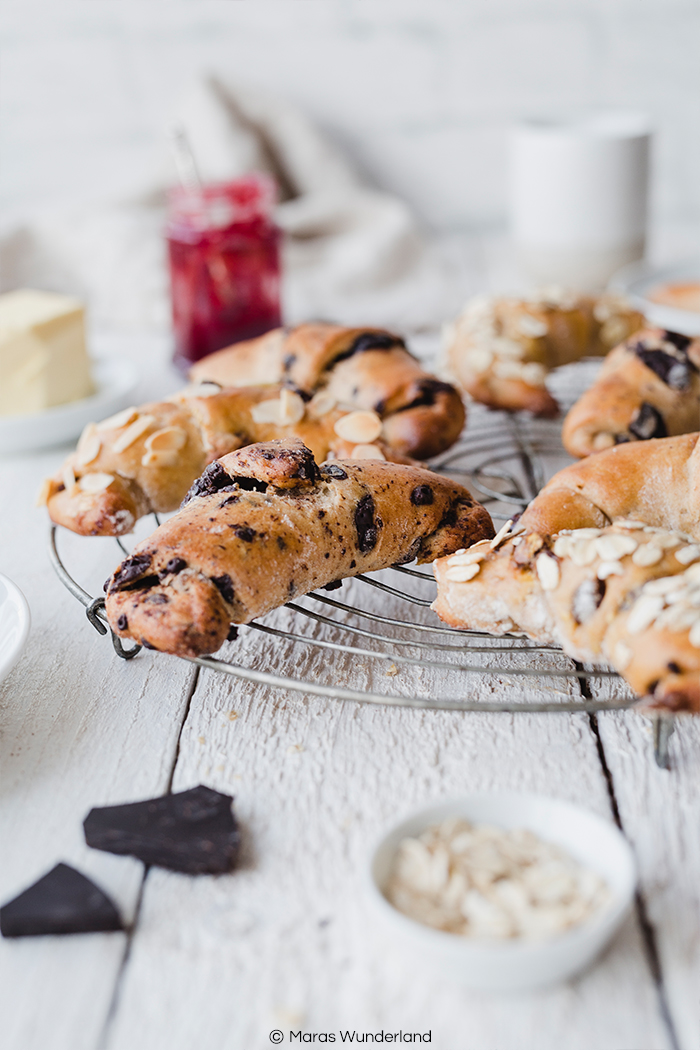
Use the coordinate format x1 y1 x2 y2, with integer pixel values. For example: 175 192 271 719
629 402 668 441
354 494 378 552
634 346 694 390
110 553 152 591
321 464 348 480
663 330 692 351
212 574 235 605
410 484 434 506
181 461 234 506
333 331 406 365
0 863 123 938
83 785 241 875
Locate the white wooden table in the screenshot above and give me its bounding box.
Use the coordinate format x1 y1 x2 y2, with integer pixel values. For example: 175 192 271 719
2 324 699 1050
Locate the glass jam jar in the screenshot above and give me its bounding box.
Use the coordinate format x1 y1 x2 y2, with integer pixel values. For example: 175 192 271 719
166 173 282 372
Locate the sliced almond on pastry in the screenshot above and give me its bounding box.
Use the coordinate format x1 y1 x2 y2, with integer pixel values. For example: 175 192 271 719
112 415 156 453
350 443 386 460
78 472 115 494
145 426 187 453
334 410 382 444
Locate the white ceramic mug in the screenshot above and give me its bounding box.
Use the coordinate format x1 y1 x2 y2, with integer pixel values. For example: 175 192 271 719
509 112 651 289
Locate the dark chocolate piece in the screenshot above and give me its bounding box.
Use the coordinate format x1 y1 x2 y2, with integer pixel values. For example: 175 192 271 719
395 378 456 412
331 331 406 367
634 345 694 390
181 461 234 506
226 625 239 642
354 494 378 552
166 557 187 575
83 785 241 875
212 574 235 605
116 614 128 631
663 330 692 351
110 553 152 591
232 476 268 493
322 579 343 591
410 484 434 506
0 863 123 938
572 578 606 624
230 525 256 542
321 464 348 480
629 402 667 441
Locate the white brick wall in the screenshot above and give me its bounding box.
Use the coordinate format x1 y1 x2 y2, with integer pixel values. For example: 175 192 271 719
1 0 699 231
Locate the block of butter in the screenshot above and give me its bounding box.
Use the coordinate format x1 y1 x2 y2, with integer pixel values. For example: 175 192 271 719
0 289 94 416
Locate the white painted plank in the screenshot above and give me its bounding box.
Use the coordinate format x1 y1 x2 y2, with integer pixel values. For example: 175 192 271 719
103 587 670 1050
596 710 700 1050
0 418 194 1050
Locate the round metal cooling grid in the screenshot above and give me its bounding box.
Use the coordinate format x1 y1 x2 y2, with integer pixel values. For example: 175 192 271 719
49 524 633 715
48 378 680 767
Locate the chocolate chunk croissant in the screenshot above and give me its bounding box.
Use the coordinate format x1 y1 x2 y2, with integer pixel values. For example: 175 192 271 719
189 322 465 459
562 329 700 457
41 324 465 538
105 439 494 657
432 520 700 712
445 289 643 417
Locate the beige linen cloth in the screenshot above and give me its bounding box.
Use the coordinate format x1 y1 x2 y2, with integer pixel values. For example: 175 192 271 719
1 77 466 335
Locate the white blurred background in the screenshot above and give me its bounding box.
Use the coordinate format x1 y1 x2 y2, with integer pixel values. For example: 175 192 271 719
1 0 699 331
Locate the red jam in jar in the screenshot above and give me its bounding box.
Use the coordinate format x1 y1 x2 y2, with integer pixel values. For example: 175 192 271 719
166 174 282 372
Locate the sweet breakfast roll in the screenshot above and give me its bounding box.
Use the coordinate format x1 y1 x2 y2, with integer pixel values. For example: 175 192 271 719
104 439 494 658
518 431 700 540
189 322 466 459
444 289 644 417
40 381 420 539
432 520 700 712
562 329 700 458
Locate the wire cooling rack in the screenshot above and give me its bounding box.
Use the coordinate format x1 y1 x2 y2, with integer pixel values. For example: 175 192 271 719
47 382 676 768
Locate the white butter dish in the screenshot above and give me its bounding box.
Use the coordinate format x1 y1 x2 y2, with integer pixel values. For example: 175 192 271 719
0 356 138 454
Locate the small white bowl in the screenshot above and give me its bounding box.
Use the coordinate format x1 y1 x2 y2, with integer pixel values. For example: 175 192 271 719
0 573 31 685
367 793 636 991
0 356 138 454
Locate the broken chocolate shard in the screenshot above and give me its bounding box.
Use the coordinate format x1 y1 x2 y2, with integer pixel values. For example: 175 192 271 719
83 785 241 875
0 862 123 938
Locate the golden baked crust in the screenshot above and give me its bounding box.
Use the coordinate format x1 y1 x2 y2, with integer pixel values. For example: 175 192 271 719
105 439 494 657
433 520 700 712
518 432 700 539
43 324 466 538
190 323 466 459
562 329 700 457
445 290 643 417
